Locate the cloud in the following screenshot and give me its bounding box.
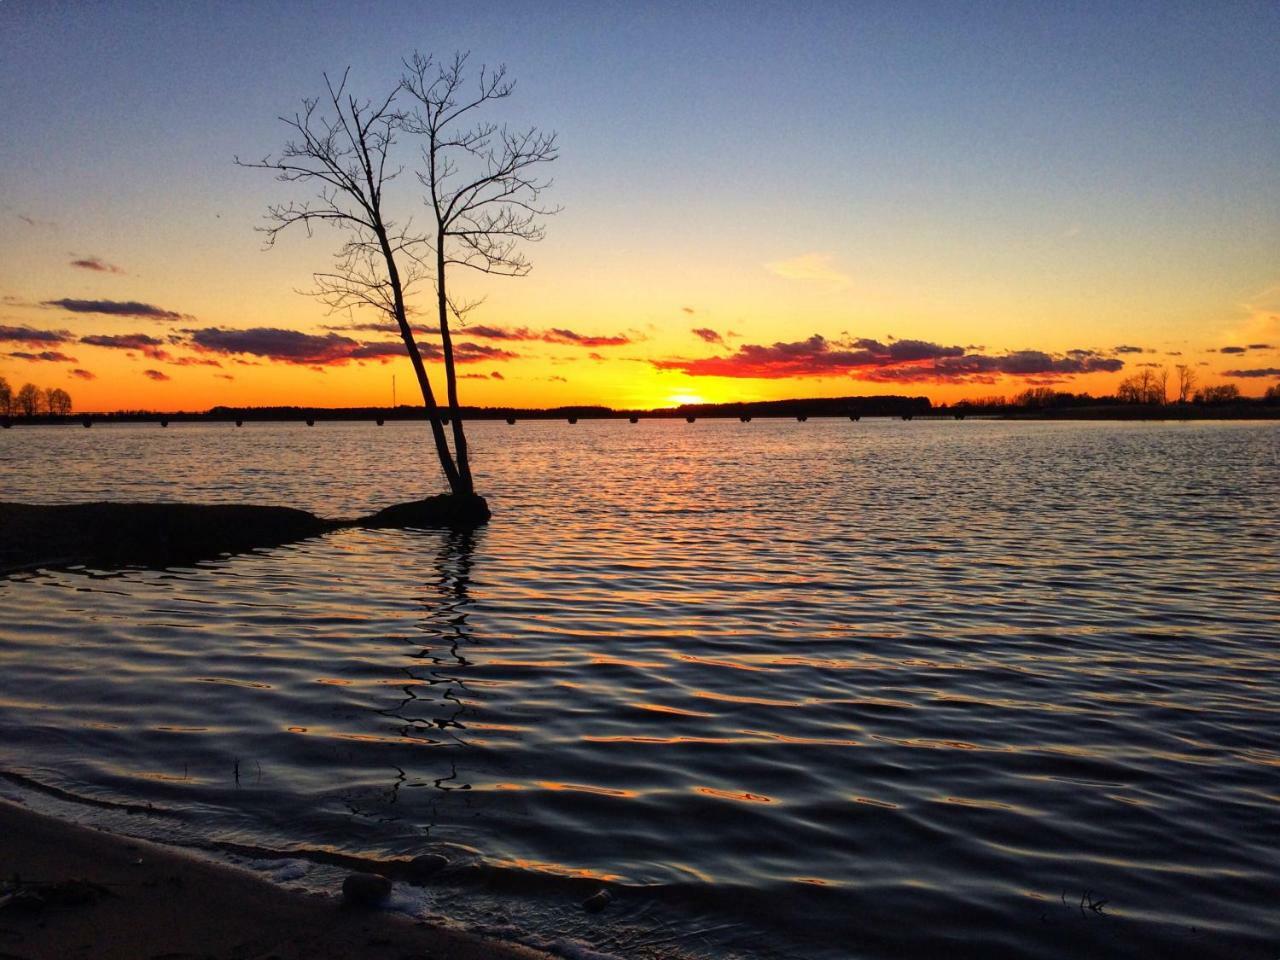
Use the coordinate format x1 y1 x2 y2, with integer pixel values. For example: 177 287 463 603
188 328 365 364
69 368 96 380
167 355 223 367
184 327 517 366
43 298 188 321
1223 367 1280 378
692 327 724 345
80 333 170 360
16 213 55 228
682 307 696 315
653 334 1124 383
1219 346 1247 354
143 369 170 381
463 324 632 347
8 350 77 362
764 253 852 287
70 256 125 274
0 325 72 345
1248 343 1273 350
460 370 506 380
1113 345 1147 354
452 342 519 361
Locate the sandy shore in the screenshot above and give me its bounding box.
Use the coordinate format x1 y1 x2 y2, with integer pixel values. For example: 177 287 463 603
0 799 549 960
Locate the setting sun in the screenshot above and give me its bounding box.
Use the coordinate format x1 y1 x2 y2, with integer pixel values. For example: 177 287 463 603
666 392 707 407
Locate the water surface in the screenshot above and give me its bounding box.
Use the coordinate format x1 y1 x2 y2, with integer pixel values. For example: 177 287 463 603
1 419 1276 958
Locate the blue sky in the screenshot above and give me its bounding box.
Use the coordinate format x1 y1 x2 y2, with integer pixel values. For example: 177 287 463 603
2 1 1278 408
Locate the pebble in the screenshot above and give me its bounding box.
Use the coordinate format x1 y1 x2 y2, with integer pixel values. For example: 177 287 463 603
342 872 391 907
406 853 449 881
581 888 613 913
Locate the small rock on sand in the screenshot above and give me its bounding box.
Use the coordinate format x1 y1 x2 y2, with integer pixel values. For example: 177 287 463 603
342 872 391 907
581 888 613 913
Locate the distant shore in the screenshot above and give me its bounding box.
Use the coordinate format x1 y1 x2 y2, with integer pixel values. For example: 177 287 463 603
0 799 549 960
3 395 1278 427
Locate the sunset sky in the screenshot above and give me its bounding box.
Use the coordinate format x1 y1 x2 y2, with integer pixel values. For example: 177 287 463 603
2 1 1278 412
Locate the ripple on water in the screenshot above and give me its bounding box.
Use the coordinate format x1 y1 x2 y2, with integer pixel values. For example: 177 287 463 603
1 419 1278 960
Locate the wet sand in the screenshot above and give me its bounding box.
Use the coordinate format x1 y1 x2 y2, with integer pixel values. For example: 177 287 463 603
0 799 548 960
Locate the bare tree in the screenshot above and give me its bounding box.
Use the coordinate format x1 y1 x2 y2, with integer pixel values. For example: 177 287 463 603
46 387 72 416
0 377 11 417
401 53 558 494
237 52 557 498
1156 367 1169 405
15 383 41 418
1175 364 1196 404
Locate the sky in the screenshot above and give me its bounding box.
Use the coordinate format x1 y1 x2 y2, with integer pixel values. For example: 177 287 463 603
2 0 1278 412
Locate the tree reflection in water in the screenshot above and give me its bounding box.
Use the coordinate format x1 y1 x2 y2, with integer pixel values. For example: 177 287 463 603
347 529 481 828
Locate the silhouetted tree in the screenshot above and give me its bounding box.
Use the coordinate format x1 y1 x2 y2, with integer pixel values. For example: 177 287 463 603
1195 383 1240 404
45 387 72 416
0 377 11 417
1265 382 1280 403
15 383 41 417
238 51 557 497
1116 369 1165 405
401 53 558 495
1175 364 1196 403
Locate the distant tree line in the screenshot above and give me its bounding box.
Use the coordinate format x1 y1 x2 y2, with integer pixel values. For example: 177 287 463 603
958 365 1277 413
0 377 73 418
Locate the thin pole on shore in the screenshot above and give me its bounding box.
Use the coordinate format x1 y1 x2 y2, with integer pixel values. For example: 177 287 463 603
392 375 396 411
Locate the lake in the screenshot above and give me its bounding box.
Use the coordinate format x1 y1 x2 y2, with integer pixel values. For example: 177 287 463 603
1 418 1276 959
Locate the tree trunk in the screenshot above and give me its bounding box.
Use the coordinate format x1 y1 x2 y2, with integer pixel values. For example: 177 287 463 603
375 230 464 495
435 240 474 494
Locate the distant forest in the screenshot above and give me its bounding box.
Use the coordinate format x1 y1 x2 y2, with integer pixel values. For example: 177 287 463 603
3 382 1279 427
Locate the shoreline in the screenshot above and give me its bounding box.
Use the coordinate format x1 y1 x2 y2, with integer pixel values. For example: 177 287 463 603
0 798 551 960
